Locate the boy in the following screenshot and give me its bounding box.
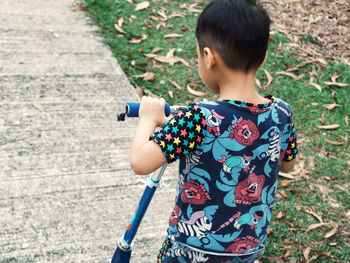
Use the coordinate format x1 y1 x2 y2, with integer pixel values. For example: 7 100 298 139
130 0 298 262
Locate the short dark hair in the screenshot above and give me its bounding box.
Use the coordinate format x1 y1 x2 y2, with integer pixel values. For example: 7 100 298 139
196 0 270 72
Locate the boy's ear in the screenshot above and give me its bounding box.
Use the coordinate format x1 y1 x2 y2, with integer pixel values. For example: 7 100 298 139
258 52 268 69
203 47 216 70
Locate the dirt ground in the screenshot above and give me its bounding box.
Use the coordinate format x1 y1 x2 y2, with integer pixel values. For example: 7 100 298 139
263 0 350 65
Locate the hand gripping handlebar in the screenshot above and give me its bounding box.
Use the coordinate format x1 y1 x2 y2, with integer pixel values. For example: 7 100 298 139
117 103 185 121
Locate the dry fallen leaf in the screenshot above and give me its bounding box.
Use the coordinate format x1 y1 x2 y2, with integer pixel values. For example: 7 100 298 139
297 137 306 145
304 209 323 223
152 60 164 70
296 205 302 211
279 190 289 198
324 176 332 182
157 10 167 20
323 103 341 110
318 111 326 124
276 42 283 50
169 80 183 90
129 34 147 44
188 81 201 87
279 172 296 180
316 124 340 130
132 71 154 81
176 57 190 67
168 11 186 19
280 246 293 253
135 1 150 11
276 211 286 219
282 250 291 259
324 221 338 238
166 48 176 57
306 222 329 232
323 81 348 87
308 58 328 66
309 82 322 92
276 71 298 79
290 167 302 176
310 248 334 259
144 21 152 29
146 54 176 64
263 70 273 89
181 26 189 32
168 90 174 98
29 100 44 112
255 78 262 89
150 14 167 23
180 3 202 13
145 49 189 67
164 33 184 38
151 47 163 54
280 180 291 187
114 23 126 34
286 66 300 72
309 255 319 262
345 115 349 126
117 17 124 28
325 139 344 146
331 72 341 82
303 247 312 262
187 85 207 97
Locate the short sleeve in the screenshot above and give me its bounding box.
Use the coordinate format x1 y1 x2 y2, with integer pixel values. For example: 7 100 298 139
283 117 298 161
149 103 207 164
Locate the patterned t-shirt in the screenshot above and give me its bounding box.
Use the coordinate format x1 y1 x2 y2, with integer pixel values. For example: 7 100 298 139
150 96 298 256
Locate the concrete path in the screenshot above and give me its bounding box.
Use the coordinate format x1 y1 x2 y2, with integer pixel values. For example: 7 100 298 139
0 1 177 262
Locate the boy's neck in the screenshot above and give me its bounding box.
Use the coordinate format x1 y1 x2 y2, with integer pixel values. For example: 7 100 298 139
217 70 269 104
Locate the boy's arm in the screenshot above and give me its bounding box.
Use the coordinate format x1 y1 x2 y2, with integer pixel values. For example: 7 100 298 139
280 115 298 172
129 97 171 175
130 118 167 175
280 158 296 172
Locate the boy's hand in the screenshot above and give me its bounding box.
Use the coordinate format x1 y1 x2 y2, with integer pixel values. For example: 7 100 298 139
139 96 171 127
130 96 170 174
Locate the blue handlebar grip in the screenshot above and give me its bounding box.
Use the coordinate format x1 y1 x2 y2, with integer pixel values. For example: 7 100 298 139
126 103 170 117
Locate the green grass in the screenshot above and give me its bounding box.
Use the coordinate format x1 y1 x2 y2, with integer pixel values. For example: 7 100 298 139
82 0 350 261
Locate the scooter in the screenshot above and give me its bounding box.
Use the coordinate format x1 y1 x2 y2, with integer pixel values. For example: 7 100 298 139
110 103 184 263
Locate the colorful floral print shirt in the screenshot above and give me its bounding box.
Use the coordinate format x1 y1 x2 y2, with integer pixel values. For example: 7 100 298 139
150 96 298 256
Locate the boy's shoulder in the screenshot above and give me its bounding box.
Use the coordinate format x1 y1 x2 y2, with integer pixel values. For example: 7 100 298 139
195 100 234 118
270 97 293 118
194 97 294 122
195 97 292 111
272 97 291 109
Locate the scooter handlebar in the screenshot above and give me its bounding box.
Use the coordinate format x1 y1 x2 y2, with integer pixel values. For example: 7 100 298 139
126 103 171 117
117 103 185 121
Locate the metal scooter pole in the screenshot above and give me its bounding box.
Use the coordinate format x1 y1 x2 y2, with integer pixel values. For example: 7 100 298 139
110 164 167 263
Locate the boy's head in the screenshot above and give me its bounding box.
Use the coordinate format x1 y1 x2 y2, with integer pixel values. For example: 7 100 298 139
196 0 270 73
